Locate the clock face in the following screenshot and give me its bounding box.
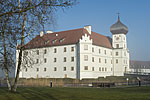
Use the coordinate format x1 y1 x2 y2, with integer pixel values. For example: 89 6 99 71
116 37 119 40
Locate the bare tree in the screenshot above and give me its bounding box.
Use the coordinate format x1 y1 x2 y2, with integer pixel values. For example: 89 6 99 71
0 14 18 91
0 0 77 92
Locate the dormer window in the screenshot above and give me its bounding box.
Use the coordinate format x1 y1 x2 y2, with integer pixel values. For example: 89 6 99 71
44 40 50 44
52 39 57 44
59 38 65 43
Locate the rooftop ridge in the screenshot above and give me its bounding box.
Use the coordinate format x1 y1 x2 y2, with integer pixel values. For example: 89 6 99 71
18 27 112 49
49 28 84 34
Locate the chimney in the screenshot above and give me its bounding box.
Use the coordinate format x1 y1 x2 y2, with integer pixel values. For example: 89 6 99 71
47 30 53 34
84 25 91 34
56 33 58 36
40 31 44 37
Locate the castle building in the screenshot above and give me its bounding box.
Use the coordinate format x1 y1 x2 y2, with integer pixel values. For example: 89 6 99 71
16 17 130 79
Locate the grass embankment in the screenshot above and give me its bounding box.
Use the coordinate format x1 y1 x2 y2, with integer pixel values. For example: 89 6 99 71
0 86 150 100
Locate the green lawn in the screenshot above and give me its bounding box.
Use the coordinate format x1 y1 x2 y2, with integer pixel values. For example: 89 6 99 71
0 86 150 100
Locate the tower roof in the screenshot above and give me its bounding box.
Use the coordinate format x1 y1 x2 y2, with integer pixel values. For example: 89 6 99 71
110 15 128 34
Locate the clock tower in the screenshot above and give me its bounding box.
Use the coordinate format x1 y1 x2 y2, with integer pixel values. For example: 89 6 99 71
110 14 130 76
110 14 128 49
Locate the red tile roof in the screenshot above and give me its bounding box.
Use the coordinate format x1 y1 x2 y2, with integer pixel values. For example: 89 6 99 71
22 28 112 49
91 32 112 48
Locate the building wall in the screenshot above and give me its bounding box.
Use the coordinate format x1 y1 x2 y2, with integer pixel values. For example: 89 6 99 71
16 33 130 79
112 34 130 76
79 34 113 79
18 44 77 79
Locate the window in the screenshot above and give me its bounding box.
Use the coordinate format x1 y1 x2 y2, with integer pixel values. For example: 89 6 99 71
105 59 107 63
99 58 101 63
25 60 28 64
124 52 126 56
84 66 88 70
71 67 74 71
44 68 46 71
116 59 118 63
84 45 88 50
44 40 49 44
44 49 47 54
105 68 107 71
111 60 112 64
71 47 74 52
64 67 66 71
44 58 47 63
71 57 74 62
102 67 104 71
36 59 39 63
37 68 39 72
104 50 106 55
64 47 67 52
125 60 126 64
37 50 39 55
52 39 57 44
125 67 127 72
25 68 27 72
54 67 57 71
64 57 66 62
116 44 119 48
92 57 94 62
59 38 65 43
84 55 88 61
116 37 119 40
54 58 57 62
54 48 57 53
64 74 67 78
99 49 101 54
24 51 28 56
116 52 119 56
99 67 101 71
92 67 94 71
111 68 113 71
92 47 94 52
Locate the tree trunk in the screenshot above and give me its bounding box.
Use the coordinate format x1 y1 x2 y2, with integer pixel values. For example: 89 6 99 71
5 69 12 91
2 27 12 91
12 13 26 92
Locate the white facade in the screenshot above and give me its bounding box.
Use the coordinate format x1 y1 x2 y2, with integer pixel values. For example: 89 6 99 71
112 34 130 76
16 30 130 79
79 34 114 78
18 44 77 79
16 18 131 79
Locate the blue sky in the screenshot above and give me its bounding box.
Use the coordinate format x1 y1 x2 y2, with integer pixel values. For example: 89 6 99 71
48 0 150 61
